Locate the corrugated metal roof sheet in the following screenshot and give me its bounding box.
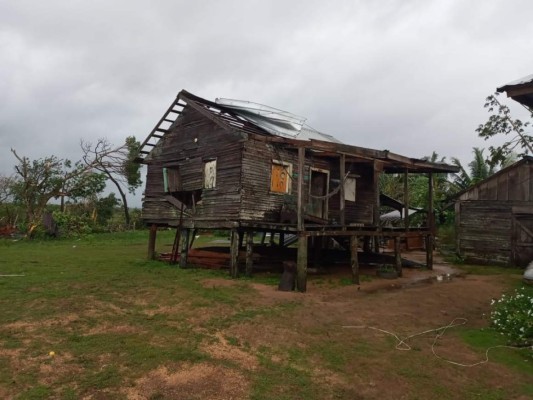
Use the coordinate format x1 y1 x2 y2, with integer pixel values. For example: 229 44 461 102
499 74 533 88
215 98 343 144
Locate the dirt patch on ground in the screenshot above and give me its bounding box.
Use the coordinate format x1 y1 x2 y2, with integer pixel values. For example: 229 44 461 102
203 253 527 399
201 332 258 371
2 250 529 399
123 363 249 400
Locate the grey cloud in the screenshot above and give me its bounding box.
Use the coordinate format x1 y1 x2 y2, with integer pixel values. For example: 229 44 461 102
1 0 533 206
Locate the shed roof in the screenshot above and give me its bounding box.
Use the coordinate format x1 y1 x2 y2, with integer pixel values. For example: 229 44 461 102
138 90 459 174
455 156 533 200
497 74 533 110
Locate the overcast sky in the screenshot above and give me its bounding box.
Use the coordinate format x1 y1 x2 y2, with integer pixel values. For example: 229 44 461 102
1 0 532 207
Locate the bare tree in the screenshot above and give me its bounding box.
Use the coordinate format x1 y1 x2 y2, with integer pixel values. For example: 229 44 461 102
80 137 141 226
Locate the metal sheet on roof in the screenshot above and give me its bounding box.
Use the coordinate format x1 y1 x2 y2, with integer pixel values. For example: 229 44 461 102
216 97 343 144
499 74 533 88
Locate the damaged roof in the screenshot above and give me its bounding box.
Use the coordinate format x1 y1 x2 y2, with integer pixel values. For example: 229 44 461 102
138 90 459 174
215 97 342 143
497 74 533 110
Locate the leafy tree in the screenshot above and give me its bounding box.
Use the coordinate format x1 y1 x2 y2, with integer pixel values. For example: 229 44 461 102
80 136 142 226
477 92 533 167
0 174 15 205
10 145 123 236
451 148 495 190
95 193 120 226
66 171 107 204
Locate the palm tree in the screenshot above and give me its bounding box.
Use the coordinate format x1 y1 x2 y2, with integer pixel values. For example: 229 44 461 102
451 148 516 190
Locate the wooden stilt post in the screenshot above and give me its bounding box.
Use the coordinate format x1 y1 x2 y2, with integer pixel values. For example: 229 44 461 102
373 160 382 254
404 169 410 250
426 235 434 269
297 233 308 292
170 228 181 264
238 229 244 249
350 235 359 284
189 229 198 249
340 154 346 229
245 231 253 277
230 229 240 278
394 236 402 277
148 224 157 260
426 172 434 270
179 228 190 268
296 146 307 292
279 232 285 247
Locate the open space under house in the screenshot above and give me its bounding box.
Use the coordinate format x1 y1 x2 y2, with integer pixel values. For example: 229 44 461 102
137 90 459 291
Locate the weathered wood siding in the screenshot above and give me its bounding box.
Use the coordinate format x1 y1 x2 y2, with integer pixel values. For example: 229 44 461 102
328 163 375 225
240 140 300 222
458 161 533 202
456 201 513 265
142 107 245 226
456 159 533 266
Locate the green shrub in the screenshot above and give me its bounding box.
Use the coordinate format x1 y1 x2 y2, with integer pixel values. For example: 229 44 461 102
490 287 533 346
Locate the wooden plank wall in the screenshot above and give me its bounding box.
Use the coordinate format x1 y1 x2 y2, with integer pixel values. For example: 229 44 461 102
240 140 300 222
143 107 383 228
240 141 376 225
458 162 533 201
328 163 375 225
456 201 512 265
142 107 244 226
456 161 533 266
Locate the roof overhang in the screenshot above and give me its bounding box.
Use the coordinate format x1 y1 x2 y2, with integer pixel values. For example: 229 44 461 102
497 74 533 110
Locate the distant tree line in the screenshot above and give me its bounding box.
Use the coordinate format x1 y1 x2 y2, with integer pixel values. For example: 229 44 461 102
0 136 142 238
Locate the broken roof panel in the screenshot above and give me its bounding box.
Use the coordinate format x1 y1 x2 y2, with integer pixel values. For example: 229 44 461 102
215 97 342 143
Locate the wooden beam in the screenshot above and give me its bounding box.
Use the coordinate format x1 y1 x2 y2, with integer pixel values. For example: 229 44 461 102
296 233 307 292
403 169 409 233
426 172 434 270
394 237 402 277
428 172 434 234
373 160 382 253
179 228 190 268
245 231 253 277
297 147 305 231
148 224 157 260
230 229 240 278
350 235 359 284
426 234 434 270
340 153 346 229
505 85 533 98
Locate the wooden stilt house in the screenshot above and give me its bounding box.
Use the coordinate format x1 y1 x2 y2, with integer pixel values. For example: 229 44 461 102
137 90 458 291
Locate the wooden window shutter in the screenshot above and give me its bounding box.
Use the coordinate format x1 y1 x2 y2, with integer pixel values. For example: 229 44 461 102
271 162 291 193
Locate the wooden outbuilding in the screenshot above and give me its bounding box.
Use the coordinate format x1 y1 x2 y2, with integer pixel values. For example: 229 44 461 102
455 157 533 266
137 90 458 290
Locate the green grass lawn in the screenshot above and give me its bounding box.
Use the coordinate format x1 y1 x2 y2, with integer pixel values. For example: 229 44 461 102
0 231 531 399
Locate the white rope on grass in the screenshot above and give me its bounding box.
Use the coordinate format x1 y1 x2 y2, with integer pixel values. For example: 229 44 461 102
342 318 532 367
